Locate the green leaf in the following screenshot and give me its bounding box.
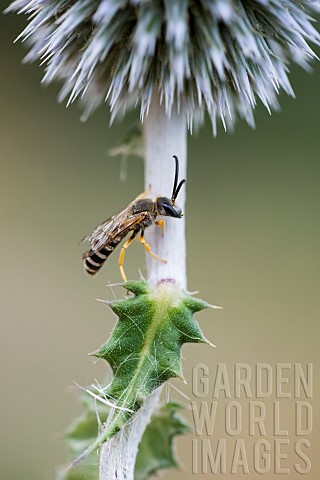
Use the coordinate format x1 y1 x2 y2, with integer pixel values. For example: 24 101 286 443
59 394 189 480
70 280 211 466
108 123 143 160
134 402 190 480
58 393 107 480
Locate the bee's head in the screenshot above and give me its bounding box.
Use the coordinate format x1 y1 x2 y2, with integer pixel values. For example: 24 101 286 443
156 156 185 218
156 197 183 218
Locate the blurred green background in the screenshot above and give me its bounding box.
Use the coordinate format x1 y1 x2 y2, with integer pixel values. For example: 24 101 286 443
1 10 320 480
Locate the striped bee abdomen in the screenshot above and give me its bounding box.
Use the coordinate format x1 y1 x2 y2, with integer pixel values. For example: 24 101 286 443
83 246 114 276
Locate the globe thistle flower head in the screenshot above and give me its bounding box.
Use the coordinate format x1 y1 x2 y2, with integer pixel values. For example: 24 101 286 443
7 0 320 134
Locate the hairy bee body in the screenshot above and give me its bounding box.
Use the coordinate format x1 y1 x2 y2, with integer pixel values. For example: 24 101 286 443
83 199 157 275
81 156 185 280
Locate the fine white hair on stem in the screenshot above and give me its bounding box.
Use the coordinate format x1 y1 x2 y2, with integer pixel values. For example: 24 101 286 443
143 98 187 288
7 0 320 133
99 388 161 480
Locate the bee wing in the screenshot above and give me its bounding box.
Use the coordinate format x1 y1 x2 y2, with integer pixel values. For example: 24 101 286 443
80 210 124 246
82 208 147 253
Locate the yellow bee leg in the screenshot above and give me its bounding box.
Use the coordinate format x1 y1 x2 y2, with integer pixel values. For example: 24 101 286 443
118 236 134 281
139 233 167 263
155 220 165 237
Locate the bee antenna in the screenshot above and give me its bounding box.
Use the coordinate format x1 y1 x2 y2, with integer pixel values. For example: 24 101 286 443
172 155 179 201
172 179 186 201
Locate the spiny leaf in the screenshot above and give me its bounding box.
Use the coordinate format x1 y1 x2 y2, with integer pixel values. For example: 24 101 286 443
59 391 189 480
71 280 211 466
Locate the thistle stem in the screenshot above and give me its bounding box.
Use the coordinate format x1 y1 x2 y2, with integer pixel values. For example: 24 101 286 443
143 97 187 289
99 97 187 479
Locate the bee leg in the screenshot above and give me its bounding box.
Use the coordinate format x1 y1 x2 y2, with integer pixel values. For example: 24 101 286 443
131 185 151 203
118 232 136 282
139 231 167 263
155 220 165 237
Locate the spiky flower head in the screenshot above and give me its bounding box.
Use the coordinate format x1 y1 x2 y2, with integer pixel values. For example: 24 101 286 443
7 0 320 134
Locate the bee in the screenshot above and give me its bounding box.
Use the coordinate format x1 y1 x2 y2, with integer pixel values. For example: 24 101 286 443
81 155 185 281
